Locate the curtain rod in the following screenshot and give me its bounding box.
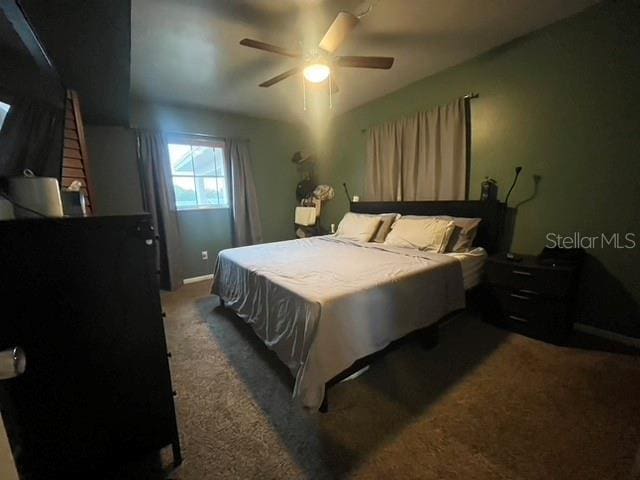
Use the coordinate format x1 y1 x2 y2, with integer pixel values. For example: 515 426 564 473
360 93 479 133
139 128 250 143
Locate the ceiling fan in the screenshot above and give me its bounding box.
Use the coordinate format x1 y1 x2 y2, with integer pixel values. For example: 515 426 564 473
239 11 394 92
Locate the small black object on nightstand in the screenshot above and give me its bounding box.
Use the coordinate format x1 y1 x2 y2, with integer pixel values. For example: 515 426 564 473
483 252 582 343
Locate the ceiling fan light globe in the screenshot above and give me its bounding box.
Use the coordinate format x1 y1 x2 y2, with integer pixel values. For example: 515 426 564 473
303 64 330 83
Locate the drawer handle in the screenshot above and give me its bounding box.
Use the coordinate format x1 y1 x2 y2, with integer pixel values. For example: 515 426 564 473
510 293 531 301
508 314 529 323
512 270 533 277
519 289 539 295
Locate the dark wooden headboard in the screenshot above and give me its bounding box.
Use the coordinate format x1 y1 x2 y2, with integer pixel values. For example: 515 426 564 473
350 200 504 254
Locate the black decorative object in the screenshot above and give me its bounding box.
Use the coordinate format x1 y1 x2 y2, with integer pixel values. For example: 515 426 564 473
537 246 586 267
296 178 315 201
480 177 498 202
291 151 315 164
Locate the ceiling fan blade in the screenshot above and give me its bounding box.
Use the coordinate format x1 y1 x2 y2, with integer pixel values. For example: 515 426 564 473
240 38 301 58
259 67 302 87
318 11 359 53
336 56 394 69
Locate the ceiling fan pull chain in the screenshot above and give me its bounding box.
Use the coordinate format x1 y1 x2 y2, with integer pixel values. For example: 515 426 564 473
329 73 333 109
356 0 380 19
302 76 307 111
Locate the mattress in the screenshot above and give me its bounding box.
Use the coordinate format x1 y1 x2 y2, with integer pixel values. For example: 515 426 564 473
446 247 487 290
211 236 466 408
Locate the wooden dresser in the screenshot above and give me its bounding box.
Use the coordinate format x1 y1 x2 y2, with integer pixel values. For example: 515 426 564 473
484 253 581 343
0 215 181 478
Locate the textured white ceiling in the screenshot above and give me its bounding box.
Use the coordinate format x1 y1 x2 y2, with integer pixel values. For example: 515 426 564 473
131 0 598 123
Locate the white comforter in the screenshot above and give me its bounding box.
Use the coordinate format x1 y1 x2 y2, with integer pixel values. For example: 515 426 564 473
211 236 465 408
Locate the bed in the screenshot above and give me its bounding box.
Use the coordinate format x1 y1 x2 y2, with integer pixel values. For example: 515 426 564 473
211 200 503 410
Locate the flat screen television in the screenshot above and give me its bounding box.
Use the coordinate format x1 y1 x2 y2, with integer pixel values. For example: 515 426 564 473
0 1 64 179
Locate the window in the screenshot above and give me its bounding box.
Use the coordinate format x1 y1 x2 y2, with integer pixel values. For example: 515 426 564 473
167 137 228 210
0 101 10 131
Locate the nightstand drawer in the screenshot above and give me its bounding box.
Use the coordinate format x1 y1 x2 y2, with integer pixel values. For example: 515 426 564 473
502 308 572 343
486 261 574 297
492 288 567 319
486 287 572 342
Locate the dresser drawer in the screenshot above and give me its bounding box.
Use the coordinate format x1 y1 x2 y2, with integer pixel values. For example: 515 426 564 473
486 261 574 297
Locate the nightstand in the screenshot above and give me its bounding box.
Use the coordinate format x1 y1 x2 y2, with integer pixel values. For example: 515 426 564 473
484 253 581 343
294 224 329 238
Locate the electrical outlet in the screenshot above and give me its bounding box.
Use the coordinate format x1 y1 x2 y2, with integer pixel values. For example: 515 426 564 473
201 250 208 261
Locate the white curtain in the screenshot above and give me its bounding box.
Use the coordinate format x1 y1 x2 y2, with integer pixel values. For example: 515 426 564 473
226 139 263 247
365 98 468 201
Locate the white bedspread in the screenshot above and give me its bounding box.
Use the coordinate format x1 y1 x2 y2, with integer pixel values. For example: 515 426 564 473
211 236 465 408
446 247 488 290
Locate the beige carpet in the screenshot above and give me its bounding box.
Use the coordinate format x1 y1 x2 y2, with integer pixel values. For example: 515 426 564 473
111 281 640 480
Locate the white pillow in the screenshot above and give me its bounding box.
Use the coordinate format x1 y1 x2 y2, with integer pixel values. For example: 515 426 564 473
384 218 455 252
402 215 482 252
335 213 382 242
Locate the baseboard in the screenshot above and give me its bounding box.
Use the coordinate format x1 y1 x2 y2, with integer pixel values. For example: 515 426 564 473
574 323 640 348
183 274 214 285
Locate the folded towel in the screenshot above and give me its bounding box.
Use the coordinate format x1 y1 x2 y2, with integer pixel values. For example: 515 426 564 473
295 206 317 226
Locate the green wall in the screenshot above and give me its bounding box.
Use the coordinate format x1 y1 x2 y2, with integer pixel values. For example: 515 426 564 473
315 0 640 336
131 101 308 278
